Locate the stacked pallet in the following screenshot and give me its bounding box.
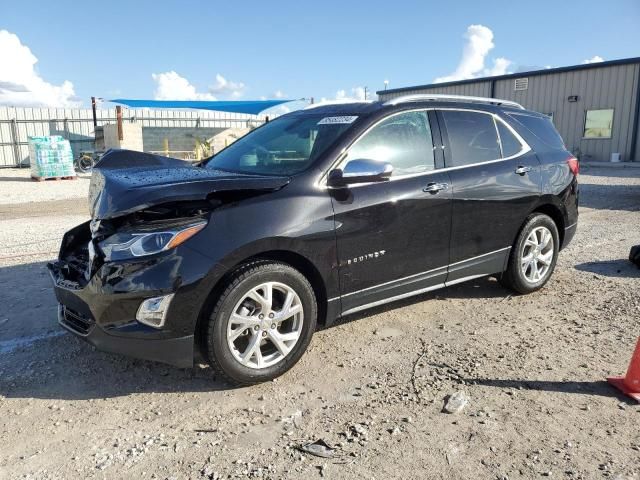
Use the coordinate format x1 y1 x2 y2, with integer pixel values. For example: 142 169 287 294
28 135 76 181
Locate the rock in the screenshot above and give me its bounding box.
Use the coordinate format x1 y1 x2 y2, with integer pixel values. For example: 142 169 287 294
298 439 336 458
443 391 469 414
350 424 368 437
201 463 218 479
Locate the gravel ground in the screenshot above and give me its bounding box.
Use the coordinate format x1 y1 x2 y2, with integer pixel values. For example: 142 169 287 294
0 168 90 205
0 166 639 480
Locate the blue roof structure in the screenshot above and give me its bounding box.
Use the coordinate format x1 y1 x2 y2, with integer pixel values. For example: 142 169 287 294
109 99 293 115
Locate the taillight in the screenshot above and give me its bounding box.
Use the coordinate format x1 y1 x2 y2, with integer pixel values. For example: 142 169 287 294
567 155 579 176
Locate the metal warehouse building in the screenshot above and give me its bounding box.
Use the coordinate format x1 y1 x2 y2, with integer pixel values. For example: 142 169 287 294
377 57 640 163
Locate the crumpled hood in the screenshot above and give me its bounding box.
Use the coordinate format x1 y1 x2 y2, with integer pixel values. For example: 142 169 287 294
89 149 291 220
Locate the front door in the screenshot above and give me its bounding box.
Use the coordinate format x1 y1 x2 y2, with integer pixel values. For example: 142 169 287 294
330 110 452 314
436 109 541 282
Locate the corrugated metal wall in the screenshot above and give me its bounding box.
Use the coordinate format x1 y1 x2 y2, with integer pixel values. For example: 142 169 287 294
493 63 640 162
0 107 264 167
378 63 640 162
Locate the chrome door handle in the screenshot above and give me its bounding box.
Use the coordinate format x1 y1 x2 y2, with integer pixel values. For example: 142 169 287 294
515 165 532 175
423 182 449 194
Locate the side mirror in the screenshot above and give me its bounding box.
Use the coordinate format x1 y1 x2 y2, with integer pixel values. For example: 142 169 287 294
327 159 393 187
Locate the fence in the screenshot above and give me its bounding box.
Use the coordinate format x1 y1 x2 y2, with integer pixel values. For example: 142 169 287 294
0 107 267 167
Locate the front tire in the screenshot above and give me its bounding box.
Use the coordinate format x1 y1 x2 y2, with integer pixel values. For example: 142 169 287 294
500 213 559 294
205 261 317 385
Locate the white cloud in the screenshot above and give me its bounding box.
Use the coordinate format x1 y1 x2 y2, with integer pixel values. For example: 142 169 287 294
485 57 512 76
0 30 80 107
272 90 285 99
433 25 512 83
152 71 216 100
209 74 245 98
583 55 604 64
333 86 368 102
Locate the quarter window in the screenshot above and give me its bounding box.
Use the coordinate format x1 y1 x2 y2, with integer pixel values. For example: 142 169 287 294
583 109 614 138
441 110 501 166
343 111 434 176
496 120 523 157
509 113 565 149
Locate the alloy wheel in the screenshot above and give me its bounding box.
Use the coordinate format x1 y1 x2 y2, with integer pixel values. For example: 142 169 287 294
226 282 304 369
521 226 554 283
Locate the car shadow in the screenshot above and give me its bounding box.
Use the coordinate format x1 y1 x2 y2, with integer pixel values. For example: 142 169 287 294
0 331 242 400
465 377 635 404
0 258 514 400
0 176 37 183
0 260 240 400
580 166 640 179
0 175 91 183
575 259 640 278
578 182 640 212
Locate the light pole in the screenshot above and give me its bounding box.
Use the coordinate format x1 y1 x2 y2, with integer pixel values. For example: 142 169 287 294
384 80 389 91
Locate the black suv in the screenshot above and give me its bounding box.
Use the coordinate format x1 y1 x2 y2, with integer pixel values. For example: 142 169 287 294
50 95 578 384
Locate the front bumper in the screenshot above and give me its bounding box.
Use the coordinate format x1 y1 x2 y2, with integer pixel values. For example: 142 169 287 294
57 304 194 367
48 235 217 368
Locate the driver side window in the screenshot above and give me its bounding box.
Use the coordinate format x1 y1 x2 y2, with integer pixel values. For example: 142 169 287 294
343 111 435 176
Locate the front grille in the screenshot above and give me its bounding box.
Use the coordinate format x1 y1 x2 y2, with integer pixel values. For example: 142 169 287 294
59 305 95 335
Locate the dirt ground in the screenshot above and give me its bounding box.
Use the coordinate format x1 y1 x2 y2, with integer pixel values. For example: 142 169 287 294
0 167 639 480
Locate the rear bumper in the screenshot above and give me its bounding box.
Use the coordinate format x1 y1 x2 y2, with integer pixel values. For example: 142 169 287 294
58 304 194 367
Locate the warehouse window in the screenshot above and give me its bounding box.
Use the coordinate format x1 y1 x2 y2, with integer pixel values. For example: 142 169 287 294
583 109 614 138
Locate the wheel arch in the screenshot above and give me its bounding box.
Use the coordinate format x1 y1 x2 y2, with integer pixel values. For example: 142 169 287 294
194 249 329 359
530 202 566 248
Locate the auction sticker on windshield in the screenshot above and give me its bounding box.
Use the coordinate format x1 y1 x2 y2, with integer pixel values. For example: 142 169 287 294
318 116 358 125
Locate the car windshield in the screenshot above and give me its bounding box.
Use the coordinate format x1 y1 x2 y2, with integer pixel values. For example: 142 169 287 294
204 113 355 175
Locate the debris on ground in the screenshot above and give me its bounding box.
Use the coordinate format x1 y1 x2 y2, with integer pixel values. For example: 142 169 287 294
442 391 469 414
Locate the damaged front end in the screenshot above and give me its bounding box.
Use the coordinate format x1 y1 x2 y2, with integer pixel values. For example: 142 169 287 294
48 149 290 367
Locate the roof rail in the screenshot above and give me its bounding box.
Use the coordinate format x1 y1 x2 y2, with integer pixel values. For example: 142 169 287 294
383 94 524 110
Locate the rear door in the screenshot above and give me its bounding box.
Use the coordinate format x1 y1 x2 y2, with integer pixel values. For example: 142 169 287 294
436 109 541 282
330 110 452 314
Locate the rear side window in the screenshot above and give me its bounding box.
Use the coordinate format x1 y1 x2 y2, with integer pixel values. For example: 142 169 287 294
509 113 565 149
440 110 501 166
496 120 523 157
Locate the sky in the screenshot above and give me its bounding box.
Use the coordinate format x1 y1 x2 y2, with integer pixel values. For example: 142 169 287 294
0 0 639 109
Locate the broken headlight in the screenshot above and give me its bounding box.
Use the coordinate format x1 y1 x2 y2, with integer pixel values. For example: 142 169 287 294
98 221 207 261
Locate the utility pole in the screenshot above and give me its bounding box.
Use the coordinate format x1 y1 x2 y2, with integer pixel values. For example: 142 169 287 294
91 96 98 128
364 87 369 101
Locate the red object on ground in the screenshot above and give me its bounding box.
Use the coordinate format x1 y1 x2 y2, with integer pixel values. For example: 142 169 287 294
607 337 640 402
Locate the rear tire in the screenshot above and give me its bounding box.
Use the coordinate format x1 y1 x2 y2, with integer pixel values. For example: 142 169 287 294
500 213 559 294
205 260 317 385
